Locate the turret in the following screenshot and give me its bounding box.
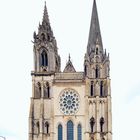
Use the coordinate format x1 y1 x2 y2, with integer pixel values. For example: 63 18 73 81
33 2 61 73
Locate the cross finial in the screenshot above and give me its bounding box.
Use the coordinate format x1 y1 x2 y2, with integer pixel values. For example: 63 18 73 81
68 53 71 61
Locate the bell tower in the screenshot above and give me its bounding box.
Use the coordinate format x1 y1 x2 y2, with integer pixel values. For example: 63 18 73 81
84 0 112 140
33 2 61 73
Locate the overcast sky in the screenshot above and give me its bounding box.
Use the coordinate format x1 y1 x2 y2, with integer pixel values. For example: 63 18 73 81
0 0 140 140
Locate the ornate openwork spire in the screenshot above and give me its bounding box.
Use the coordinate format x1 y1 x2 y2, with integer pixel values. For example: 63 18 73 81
33 2 54 43
87 0 103 54
42 1 50 24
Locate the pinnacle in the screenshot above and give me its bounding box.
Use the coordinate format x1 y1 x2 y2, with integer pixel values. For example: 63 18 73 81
42 1 50 24
63 55 76 73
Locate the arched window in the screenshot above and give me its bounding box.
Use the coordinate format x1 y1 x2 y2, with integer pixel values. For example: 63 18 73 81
100 117 105 133
90 117 95 133
67 120 74 140
45 121 49 134
96 48 99 55
100 81 104 97
36 121 40 134
77 124 82 140
58 124 63 140
44 82 50 98
35 82 41 98
95 66 100 78
84 65 87 76
90 81 94 96
41 33 46 41
41 50 48 66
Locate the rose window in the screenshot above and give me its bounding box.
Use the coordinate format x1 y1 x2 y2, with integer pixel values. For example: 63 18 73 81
59 89 80 115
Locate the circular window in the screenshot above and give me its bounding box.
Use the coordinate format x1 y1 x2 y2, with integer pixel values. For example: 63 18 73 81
59 89 80 115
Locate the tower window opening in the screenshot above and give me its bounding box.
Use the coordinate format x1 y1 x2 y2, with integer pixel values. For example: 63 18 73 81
100 81 104 97
90 81 94 96
47 35 50 41
44 82 50 98
41 50 48 66
95 66 100 78
47 86 50 98
90 117 95 133
41 33 46 41
84 65 87 76
58 124 63 140
100 117 104 133
96 48 99 55
35 82 41 98
36 121 40 134
45 122 49 134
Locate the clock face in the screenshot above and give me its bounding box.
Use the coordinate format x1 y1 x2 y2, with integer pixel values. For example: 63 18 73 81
59 89 80 115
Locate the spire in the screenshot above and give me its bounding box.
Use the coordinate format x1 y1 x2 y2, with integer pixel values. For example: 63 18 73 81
42 1 50 24
87 0 103 54
34 1 54 43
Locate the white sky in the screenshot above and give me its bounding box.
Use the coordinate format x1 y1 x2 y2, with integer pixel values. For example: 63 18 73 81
0 0 140 140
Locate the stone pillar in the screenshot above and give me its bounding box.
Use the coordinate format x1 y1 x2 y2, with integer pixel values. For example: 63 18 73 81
96 97 100 140
41 81 44 98
107 78 111 96
95 81 100 96
107 96 112 140
40 101 44 140
50 81 54 140
29 99 34 140
64 121 66 140
36 50 40 72
32 77 35 97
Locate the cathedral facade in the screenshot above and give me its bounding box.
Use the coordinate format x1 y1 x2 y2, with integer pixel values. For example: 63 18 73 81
29 0 112 140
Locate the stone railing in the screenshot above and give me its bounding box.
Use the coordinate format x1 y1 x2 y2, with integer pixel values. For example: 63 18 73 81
55 72 84 80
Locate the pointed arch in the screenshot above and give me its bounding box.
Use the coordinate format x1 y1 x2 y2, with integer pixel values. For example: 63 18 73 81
41 50 48 66
77 124 82 140
95 65 100 78
44 82 50 98
58 124 63 140
90 81 94 96
35 82 41 98
96 47 99 55
36 121 40 134
45 121 49 134
90 117 95 133
100 81 104 97
100 117 105 133
41 33 46 41
84 65 87 76
67 120 74 140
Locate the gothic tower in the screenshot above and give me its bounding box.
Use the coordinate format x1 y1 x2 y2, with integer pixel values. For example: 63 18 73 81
84 0 112 139
29 1 112 140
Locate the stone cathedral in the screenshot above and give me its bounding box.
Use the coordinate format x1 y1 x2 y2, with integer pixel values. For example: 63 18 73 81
29 0 112 140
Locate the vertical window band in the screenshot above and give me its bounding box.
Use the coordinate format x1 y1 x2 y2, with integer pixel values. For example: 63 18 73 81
67 120 74 140
77 124 82 140
58 124 63 140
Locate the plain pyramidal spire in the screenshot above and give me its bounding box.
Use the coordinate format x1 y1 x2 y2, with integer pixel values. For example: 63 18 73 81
87 0 103 54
